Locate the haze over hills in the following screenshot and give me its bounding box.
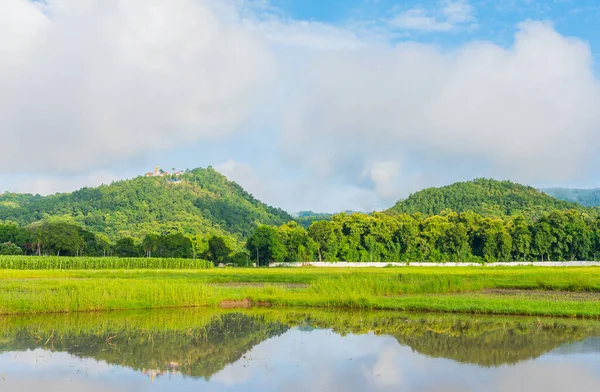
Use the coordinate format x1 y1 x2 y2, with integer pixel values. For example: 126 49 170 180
386 178 583 218
0 167 291 241
541 188 600 207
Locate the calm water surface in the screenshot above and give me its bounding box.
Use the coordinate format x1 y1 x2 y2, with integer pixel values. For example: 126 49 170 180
1 309 600 391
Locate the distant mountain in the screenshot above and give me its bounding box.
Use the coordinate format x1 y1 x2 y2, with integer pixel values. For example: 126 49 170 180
541 188 600 207
387 178 582 217
294 210 358 228
0 167 292 240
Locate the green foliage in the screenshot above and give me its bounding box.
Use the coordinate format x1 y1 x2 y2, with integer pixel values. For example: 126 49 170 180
246 225 287 265
205 236 233 265
155 233 194 258
0 222 29 250
258 209 600 262
388 178 581 218
28 218 87 256
278 221 318 262
0 242 22 255
231 251 251 267
115 237 140 257
0 167 292 242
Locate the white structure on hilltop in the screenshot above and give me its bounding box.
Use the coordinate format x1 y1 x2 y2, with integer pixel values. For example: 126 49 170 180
145 165 182 178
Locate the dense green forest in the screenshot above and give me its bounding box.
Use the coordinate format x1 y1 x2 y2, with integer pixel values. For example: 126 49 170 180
0 167 290 242
247 209 600 264
542 187 600 207
387 178 581 218
2 175 600 263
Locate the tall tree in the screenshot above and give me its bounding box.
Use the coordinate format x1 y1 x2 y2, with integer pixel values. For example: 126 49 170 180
246 226 286 266
206 236 233 265
509 215 532 261
307 220 337 262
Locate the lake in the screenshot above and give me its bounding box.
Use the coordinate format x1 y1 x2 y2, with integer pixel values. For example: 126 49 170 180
1 308 600 391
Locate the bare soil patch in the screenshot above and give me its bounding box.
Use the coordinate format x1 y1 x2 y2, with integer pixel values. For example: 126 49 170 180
219 299 273 308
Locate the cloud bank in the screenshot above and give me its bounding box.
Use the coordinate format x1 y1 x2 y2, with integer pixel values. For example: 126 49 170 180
280 21 600 204
1 0 600 211
0 0 272 171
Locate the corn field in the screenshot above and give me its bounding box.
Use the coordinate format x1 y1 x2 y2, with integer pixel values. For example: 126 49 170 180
0 256 213 270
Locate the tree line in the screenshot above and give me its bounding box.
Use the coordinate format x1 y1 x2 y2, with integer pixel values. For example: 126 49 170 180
3 208 600 265
0 217 249 266
246 209 600 264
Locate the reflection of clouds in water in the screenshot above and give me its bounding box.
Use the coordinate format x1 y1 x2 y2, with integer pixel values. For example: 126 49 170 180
209 329 411 392
1 351 138 392
2 329 600 392
207 328 600 392
370 346 403 386
211 361 254 387
492 361 600 392
0 378 134 392
4 349 112 373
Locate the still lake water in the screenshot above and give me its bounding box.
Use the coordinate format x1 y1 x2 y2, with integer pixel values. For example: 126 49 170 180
1 309 600 392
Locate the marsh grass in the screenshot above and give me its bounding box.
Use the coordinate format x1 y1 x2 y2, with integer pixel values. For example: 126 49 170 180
1 266 600 317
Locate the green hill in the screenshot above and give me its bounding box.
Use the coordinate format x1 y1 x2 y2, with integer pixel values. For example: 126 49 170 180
387 178 581 217
0 167 291 241
541 187 600 207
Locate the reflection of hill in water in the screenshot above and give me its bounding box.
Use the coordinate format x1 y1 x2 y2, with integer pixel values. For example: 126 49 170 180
390 319 597 366
0 311 288 380
268 310 600 367
551 337 600 355
1 309 599 376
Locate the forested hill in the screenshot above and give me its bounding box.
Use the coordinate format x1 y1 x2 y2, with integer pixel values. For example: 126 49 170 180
541 188 600 207
0 167 291 240
386 178 582 217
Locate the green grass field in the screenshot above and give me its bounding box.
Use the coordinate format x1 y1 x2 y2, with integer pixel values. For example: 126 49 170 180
2 265 600 317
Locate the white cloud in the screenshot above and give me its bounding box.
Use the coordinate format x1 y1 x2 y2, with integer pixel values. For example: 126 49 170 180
2 1 600 212
369 346 403 386
368 161 401 199
0 0 273 172
442 0 476 25
492 361 600 392
390 0 476 32
11 171 120 195
214 160 386 212
279 21 600 208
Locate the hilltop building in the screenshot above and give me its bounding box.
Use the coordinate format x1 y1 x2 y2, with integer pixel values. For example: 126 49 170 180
145 165 182 178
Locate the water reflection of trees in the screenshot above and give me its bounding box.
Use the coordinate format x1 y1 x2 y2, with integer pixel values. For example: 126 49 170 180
1 309 599 377
283 310 600 366
391 319 596 366
0 311 288 380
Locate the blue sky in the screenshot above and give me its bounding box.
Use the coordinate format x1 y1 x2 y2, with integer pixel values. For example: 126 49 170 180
1 0 600 212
